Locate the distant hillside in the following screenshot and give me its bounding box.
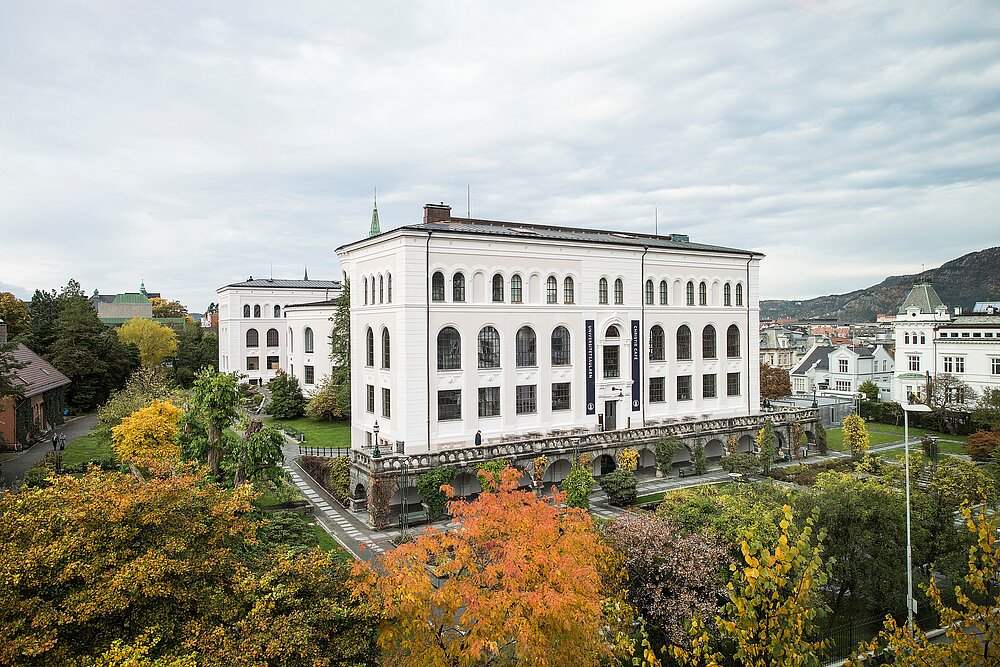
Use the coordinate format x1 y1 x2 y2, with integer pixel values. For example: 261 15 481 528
761 247 1000 322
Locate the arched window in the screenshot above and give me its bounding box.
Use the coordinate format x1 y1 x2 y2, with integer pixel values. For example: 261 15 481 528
437 327 461 370
273 305 280 318
920 334 925 344
551 326 570 366
253 304 261 318
904 333 910 344
432 271 445 302
727 325 741 358
645 280 654 305
510 274 521 303
649 325 665 361
243 304 251 318
659 280 668 305
387 274 392 303
703 325 717 359
606 325 620 338
676 325 692 360
453 273 465 302
598 278 609 304
266 328 278 347
686 282 695 306
724 283 732 306
614 278 624 304
377 276 383 303
478 326 500 368
493 274 505 302
370 276 376 304
699 282 707 306
563 277 574 304
246 328 259 348
546 276 558 304
363 278 368 305
304 327 314 354
365 328 374 366
381 328 391 368
288 327 293 353
516 326 537 367
735 283 744 306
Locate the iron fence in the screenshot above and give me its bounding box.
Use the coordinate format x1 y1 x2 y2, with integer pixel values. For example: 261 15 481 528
298 445 350 458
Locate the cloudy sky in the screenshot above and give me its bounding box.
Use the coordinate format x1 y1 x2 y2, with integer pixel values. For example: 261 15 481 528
1 0 998 310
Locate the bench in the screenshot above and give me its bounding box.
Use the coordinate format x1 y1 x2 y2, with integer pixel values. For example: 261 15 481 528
678 466 695 478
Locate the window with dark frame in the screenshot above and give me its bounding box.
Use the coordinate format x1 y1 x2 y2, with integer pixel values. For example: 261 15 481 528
382 387 391 418
510 274 521 303
437 389 461 420
676 325 692 360
366 385 375 413
659 280 668 305
645 280 654 305
515 384 537 414
551 326 571 366
614 278 624 304
649 325 665 361
365 327 374 366
703 373 717 398
381 328 390 368
516 326 536 367
599 278 608 304
686 282 694 306
246 356 259 371
551 382 571 411
267 356 279 370
437 327 462 370
649 377 665 402
304 365 315 385
478 326 500 368
699 282 707 305
432 271 445 302
266 328 279 347
702 325 716 359
478 386 500 417
546 276 558 304
727 325 740 358
563 277 574 304
727 372 740 396
246 328 259 348
453 273 465 302
677 375 692 401
603 344 620 378
493 274 505 302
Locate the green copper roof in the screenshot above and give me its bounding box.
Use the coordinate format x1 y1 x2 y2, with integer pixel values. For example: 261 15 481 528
112 292 150 304
897 282 945 314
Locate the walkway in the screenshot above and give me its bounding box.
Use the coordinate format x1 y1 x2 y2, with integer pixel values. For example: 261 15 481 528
0 413 98 490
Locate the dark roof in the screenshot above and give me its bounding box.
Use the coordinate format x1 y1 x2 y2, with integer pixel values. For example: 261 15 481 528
898 282 945 314
285 299 339 308
338 215 763 256
221 279 343 290
791 345 833 375
846 345 875 358
10 344 71 397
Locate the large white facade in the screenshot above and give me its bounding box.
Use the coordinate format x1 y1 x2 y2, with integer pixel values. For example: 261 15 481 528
892 282 1000 403
217 279 341 387
336 204 763 456
284 300 337 394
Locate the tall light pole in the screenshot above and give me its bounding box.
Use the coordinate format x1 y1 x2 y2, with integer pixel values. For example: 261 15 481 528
372 420 381 459
902 400 931 633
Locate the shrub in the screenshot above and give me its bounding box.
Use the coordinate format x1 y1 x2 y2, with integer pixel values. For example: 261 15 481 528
964 429 1000 462
306 375 350 422
721 452 761 476
267 371 306 420
531 456 548 485
654 436 681 475
692 441 708 475
599 469 637 507
843 413 871 460
564 462 595 509
417 466 456 519
756 420 777 474
854 451 884 476
476 459 510 491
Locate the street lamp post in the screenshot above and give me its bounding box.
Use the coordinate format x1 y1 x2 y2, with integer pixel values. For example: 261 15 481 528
811 387 817 409
902 401 932 634
372 420 381 459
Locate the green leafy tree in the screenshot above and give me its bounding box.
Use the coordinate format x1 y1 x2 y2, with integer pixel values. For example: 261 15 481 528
325 279 351 419
306 375 348 421
475 458 510 491
230 417 284 486
857 380 879 403
417 466 456 519
26 289 60 357
756 420 777 475
179 368 241 477
172 322 218 387
692 441 708 475
759 363 791 401
0 292 30 340
673 506 830 667
842 413 870 461
564 460 595 509
926 372 977 434
267 370 307 419
0 338 27 402
148 297 188 318
654 436 681 475
599 468 637 506
972 387 1000 429
721 452 761 476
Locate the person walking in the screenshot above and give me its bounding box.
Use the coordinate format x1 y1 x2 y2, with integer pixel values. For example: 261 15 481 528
52 432 58 451
58 434 66 451
474 430 482 446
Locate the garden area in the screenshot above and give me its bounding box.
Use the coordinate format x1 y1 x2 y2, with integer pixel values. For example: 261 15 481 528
263 416 350 448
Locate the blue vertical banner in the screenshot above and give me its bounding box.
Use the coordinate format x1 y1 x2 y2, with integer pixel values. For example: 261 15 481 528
585 320 595 415
630 319 641 412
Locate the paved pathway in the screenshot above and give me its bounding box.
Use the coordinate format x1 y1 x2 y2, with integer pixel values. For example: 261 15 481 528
0 413 98 490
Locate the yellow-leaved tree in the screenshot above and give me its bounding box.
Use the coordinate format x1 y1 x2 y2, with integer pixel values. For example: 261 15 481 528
116 317 178 367
847 502 999 667
673 505 830 667
111 400 183 462
842 413 870 460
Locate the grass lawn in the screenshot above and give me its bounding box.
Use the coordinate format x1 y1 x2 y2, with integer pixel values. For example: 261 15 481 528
62 430 114 467
866 423 968 444
263 417 351 448
633 491 666 506
826 424 966 452
826 428 899 451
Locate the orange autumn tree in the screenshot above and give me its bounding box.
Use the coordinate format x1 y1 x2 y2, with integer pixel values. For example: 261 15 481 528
355 466 641 667
111 399 183 462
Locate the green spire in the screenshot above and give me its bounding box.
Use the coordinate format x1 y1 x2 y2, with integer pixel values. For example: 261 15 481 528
369 188 380 237
139 280 147 297
303 266 309 280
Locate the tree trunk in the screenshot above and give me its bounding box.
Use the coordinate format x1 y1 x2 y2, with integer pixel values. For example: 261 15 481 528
207 422 222 476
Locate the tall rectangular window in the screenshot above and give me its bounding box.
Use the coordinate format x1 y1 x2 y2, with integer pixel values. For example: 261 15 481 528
478 387 500 417
702 373 716 398
603 345 620 378
551 382 571 411
267 355 279 370
304 365 315 385
676 375 692 401
437 389 461 421
246 356 259 371
955 357 965 373
991 358 1000 374
908 355 920 372
516 385 537 414
366 385 375 413
727 372 740 396
838 359 848 373
943 356 953 372
649 377 665 403
381 387 391 418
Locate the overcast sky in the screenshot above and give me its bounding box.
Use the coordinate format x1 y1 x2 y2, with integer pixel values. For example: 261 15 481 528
1 1 998 310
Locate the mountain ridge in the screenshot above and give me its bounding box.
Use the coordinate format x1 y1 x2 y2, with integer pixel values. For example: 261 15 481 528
761 246 1000 321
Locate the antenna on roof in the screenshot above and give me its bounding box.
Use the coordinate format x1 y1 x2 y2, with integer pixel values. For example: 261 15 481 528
654 207 658 236
467 185 471 218
270 263 273 280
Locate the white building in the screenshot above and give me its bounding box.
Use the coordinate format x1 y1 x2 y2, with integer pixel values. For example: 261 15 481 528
336 203 764 458
892 282 1000 403
217 278 342 388
790 343 894 400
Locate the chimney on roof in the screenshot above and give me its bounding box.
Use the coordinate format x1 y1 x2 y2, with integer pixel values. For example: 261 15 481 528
424 203 451 224
955 305 963 316
0 319 6 344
